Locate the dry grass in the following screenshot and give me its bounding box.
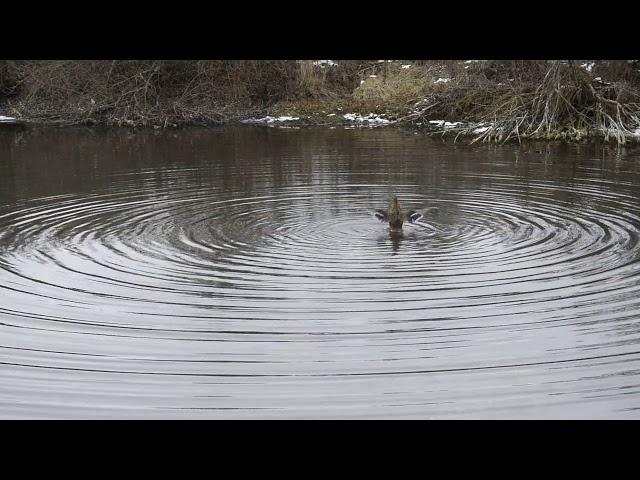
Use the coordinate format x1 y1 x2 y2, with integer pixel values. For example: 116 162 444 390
353 63 432 106
4 60 305 126
455 61 640 144
1 60 639 143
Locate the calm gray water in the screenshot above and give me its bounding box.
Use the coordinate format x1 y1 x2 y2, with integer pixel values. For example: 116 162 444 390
1 125 640 419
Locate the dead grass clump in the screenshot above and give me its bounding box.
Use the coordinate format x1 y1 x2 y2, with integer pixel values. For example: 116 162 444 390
353 63 432 108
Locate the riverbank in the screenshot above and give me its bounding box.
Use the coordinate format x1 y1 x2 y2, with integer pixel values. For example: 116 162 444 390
1 60 639 144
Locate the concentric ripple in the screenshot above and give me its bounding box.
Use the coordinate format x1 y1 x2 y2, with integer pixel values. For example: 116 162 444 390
1 126 640 418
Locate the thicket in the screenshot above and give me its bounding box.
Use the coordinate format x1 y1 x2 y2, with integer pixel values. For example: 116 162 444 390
1 60 638 143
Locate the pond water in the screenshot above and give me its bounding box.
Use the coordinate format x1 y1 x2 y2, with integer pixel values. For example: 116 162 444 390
1 125 640 419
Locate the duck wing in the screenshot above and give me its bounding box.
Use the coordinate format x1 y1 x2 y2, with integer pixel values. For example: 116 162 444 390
374 209 388 222
406 210 423 223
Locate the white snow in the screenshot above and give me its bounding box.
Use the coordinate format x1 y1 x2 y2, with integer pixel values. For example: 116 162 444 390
0 115 17 122
343 113 390 125
414 98 432 107
369 75 377 78
598 126 640 138
429 120 464 129
401 64 412 69
594 77 602 82
275 116 299 122
312 60 337 68
327 113 336 117
581 62 595 73
473 126 490 133
434 78 451 84
241 116 300 125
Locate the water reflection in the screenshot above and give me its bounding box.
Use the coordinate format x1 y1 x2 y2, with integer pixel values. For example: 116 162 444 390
0 126 640 419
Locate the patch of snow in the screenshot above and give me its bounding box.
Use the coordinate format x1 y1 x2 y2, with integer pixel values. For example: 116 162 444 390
428 120 464 129
369 75 377 78
0 115 17 122
464 60 481 64
598 126 640 138
343 113 391 125
327 113 336 117
473 126 490 133
594 77 602 82
581 62 595 73
273 116 299 122
434 78 451 84
241 116 300 125
360 80 365 85
401 64 412 69
312 60 337 68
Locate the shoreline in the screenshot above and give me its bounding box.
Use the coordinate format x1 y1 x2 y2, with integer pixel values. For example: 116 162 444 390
2 60 639 145
3 112 639 146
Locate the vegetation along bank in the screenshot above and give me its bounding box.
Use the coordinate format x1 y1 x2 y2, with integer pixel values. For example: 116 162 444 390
1 60 639 144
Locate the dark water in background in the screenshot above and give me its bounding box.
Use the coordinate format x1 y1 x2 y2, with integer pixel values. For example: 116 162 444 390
1 125 640 419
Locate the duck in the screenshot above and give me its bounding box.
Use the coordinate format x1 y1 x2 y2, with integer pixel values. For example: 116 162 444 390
375 195 423 231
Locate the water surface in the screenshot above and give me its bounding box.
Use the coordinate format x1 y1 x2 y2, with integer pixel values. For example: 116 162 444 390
1 126 640 418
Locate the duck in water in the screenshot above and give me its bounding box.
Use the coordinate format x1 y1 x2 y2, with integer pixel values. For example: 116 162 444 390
375 195 423 231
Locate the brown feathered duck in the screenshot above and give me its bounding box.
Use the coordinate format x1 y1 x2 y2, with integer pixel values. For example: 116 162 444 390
375 195 423 231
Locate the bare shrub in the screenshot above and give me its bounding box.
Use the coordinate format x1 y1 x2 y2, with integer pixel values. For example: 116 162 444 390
458 61 640 143
2 59 639 141
8 60 308 125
